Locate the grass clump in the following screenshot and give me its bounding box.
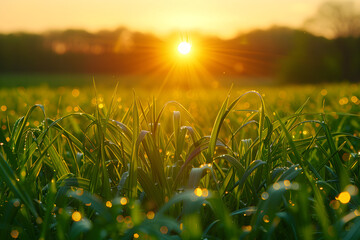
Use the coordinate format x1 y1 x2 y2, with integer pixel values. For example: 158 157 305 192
0 85 359 240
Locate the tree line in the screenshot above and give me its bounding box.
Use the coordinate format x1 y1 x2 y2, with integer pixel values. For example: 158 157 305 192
0 1 359 83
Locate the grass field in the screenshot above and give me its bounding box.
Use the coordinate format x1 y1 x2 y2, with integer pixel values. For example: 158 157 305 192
0 79 359 239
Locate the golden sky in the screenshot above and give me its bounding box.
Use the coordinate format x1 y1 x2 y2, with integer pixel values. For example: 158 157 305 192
1 0 329 38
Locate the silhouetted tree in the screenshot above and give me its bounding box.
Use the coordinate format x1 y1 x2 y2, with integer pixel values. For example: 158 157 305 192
280 1 360 83
304 1 360 38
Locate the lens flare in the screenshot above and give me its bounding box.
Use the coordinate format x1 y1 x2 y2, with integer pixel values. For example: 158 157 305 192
178 42 191 55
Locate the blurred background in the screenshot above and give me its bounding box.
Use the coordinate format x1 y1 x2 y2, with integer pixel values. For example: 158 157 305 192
0 0 359 158
0 0 359 88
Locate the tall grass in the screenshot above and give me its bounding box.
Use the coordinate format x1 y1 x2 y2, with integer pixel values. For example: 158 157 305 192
0 85 359 239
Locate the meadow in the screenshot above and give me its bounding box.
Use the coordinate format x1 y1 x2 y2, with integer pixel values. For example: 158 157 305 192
0 79 359 239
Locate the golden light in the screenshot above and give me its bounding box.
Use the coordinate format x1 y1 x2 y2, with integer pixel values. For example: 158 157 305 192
241 225 252 232
336 191 351 204
202 188 209 197
263 215 270 223
194 187 202 197
120 197 128 205
146 211 155 220
72 211 82 222
10 229 19 239
106 201 112 208
261 192 269 200
178 41 191 55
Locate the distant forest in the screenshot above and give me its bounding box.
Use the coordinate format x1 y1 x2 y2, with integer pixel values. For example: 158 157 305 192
1 1 360 84
0 26 359 84
1 25 360 84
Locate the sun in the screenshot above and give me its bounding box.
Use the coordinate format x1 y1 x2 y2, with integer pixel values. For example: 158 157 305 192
178 42 191 55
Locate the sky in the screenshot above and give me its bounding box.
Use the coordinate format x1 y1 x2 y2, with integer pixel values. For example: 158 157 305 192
0 0 337 38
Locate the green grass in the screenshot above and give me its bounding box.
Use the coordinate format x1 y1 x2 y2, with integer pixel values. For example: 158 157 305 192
0 81 359 239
